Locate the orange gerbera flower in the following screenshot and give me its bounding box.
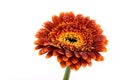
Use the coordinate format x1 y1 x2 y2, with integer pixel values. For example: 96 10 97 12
34 12 108 71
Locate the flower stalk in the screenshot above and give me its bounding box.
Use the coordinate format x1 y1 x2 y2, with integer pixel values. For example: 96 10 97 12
63 66 71 80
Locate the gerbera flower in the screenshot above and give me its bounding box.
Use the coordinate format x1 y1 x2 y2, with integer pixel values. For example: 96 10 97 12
34 12 108 71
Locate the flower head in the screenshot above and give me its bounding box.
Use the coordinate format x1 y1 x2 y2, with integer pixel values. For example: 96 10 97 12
34 12 108 71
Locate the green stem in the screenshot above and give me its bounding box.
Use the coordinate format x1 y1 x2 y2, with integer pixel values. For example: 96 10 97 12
63 66 71 80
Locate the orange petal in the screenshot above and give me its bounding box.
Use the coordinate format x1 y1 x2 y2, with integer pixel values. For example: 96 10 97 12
59 12 64 22
60 62 66 68
87 52 96 60
52 15 60 25
86 57 91 63
38 46 54 55
79 52 88 60
68 12 75 21
75 14 84 24
65 50 73 57
75 62 81 71
57 49 65 55
74 51 81 58
62 56 69 61
62 12 74 22
34 40 42 45
70 64 75 70
35 29 49 38
95 46 107 52
34 45 44 50
57 56 63 62
44 21 54 31
66 60 72 66
46 51 53 58
95 52 104 61
53 49 59 56
34 38 51 46
101 47 107 52
81 59 87 67
87 62 92 67
43 40 51 46
71 57 78 64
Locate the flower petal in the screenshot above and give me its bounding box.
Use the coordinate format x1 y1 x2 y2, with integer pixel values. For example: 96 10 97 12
38 46 54 55
35 29 49 38
44 21 54 31
60 61 66 68
62 12 75 22
57 49 65 55
65 50 73 57
57 56 63 62
71 57 78 64
46 51 53 58
52 15 61 25
95 52 104 61
62 56 69 61
87 62 92 67
74 51 81 58
75 62 81 71
87 52 96 60
66 60 72 66
79 52 88 60
81 59 87 67
53 49 59 56
70 64 75 70
86 56 91 63
34 45 44 50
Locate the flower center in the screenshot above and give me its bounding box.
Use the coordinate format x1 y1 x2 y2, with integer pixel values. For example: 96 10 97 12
58 32 84 49
65 37 77 43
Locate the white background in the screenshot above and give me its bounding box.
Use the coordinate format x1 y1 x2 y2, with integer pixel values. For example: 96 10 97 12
0 0 120 80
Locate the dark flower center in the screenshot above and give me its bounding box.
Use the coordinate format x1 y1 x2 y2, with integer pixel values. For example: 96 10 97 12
57 32 84 50
65 37 77 43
